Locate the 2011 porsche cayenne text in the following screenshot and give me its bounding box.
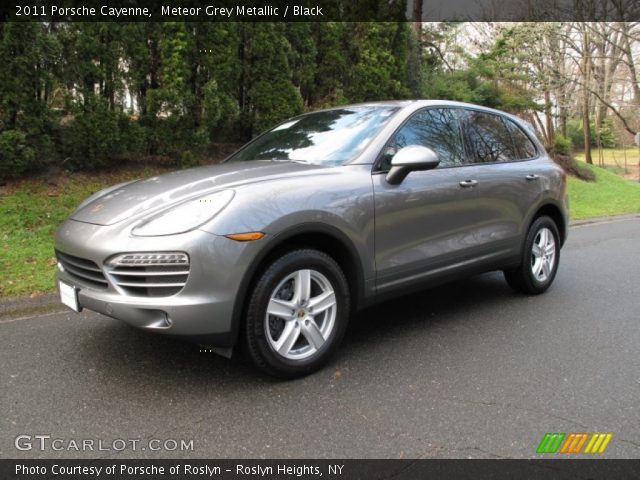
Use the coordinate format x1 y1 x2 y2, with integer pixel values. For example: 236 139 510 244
55 100 568 377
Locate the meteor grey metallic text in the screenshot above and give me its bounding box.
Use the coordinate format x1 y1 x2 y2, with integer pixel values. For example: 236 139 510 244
55 101 568 377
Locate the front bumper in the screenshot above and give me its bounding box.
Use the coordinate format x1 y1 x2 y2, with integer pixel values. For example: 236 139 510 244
55 219 258 346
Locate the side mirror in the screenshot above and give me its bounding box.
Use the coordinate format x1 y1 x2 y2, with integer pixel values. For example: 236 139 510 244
386 145 440 185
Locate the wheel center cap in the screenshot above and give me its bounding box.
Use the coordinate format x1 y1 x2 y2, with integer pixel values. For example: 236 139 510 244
297 309 306 318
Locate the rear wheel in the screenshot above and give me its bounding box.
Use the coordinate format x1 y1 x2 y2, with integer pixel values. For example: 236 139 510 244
504 215 560 295
244 249 350 378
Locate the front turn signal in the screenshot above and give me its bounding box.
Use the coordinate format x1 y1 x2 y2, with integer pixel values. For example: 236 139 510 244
224 232 265 242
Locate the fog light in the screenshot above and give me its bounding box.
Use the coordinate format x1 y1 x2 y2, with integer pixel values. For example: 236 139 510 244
108 252 189 267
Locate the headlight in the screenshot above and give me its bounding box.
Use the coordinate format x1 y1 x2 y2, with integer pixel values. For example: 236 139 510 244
107 252 189 267
132 190 235 236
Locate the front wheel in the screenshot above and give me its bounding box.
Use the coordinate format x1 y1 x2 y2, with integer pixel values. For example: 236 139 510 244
244 249 350 378
504 215 560 295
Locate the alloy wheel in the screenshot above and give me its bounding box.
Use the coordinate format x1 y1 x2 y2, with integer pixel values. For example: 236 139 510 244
264 269 337 360
531 227 556 283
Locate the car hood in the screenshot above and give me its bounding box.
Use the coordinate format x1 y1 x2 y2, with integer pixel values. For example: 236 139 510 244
70 161 330 226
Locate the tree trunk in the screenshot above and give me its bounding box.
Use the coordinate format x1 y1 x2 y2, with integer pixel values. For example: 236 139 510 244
623 33 640 106
412 0 422 41
558 93 567 138
544 89 554 145
407 1 423 97
582 29 593 164
583 108 592 164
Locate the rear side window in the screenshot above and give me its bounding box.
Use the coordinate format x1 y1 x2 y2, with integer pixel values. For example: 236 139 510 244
505 119 538 159
379 108 465 170
463 110 519 163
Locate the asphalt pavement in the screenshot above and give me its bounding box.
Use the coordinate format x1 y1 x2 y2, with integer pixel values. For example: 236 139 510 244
1 216 639 459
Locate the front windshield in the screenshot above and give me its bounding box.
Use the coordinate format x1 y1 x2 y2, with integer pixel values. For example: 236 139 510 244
228 106 399 165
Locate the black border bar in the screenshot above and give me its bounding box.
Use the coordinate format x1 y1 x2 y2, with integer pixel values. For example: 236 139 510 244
1 0 639 22
2 459 640 480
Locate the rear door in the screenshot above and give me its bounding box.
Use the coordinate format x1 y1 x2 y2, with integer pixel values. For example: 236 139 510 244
460 109 543 259
373 107 484 293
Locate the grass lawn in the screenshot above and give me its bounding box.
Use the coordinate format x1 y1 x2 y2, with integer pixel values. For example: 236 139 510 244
1 161 639 298
574 146 640 181
567 160 640 220
0 167 171 298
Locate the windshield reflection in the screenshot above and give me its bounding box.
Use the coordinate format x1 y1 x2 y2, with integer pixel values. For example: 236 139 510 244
228 106 399 166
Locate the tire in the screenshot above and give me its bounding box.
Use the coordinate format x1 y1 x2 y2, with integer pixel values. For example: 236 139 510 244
504 215 560 295
244 249 350 378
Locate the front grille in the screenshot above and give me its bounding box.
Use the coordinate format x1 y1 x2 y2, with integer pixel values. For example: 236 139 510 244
56 250 108 289
108 264 190 297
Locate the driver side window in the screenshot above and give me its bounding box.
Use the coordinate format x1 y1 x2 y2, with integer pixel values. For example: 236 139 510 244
379 108 465 171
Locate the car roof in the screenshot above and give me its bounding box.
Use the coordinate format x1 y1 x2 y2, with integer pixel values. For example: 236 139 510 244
324 100 542 165
322 100 532 132
330 99 514 115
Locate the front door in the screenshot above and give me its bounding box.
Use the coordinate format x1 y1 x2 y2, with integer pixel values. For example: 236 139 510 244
373 107 484 293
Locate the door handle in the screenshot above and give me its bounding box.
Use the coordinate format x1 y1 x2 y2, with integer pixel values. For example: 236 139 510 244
459 180 478 188
526 174 540 181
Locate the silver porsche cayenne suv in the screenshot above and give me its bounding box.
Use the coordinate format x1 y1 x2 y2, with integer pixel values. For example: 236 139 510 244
55 100 568 377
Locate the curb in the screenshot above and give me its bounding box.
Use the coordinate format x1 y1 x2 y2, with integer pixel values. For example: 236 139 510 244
0 292 66 323
569 213 639 227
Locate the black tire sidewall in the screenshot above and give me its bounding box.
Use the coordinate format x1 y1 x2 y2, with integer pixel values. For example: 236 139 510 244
522 216 561 293
245 249 350 378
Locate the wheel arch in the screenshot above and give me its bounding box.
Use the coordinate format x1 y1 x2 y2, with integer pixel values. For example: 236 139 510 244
532 202 567 246
229 223 367 348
